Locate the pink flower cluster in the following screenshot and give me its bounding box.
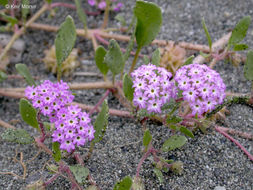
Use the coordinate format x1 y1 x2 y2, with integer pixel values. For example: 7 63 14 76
131 64 177 114
88 0 123 11
174 64 226 115
25 80 95 152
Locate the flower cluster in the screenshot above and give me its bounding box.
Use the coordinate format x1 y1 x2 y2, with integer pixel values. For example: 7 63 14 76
174 63 226 115
131 64 176 114
88 0 123 11
25 80 95 152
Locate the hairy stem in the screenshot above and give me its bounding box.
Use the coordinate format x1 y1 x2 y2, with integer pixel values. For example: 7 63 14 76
89 89 111 115
101 0 110 29
215 126 253 162
129 48 141 75
37 112 46 143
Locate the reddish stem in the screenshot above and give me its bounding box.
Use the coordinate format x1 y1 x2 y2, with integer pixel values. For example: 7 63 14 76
215 126 253 162
44 173 60 187
59 162 83 190
89 89 111 115
37 111 46 143
136 146 153 178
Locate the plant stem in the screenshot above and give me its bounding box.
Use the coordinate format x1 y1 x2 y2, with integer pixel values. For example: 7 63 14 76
0 119 16 129
37 111 46 143
87 142 95 160
215 126 253 162
135 146 152 178
89 89 111 115
129 48 141 75
101 0 110 29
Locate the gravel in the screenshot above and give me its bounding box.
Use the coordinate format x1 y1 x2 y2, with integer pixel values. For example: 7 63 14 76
0 0 253 190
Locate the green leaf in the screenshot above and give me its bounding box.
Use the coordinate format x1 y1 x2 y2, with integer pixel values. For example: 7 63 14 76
182 55 194 66
19 98 39 129
1 128 33 144
104 39 124 76
199 51 210 59
153 168 164 184
0 0 8 6
233 43 249 51
75 0 87 32
143 129 152 151
113 176 132 190
134 0 162 49
46 0 52 4
115 14 126 26
0 71 7 83
93 100 109 144
244 50 253 81
201 18 212 50
228 16 251 48
95 46 109 75
151 49 160 66
55 16 76 77
162 135 187 152
166 115 182 124
22 0 30 22
0 13 18 26
15 64 35 86
143 55 150 65
123 73 134 102
52 142 61 162
69 165 89 184
169 125 178 131
180 126 194 138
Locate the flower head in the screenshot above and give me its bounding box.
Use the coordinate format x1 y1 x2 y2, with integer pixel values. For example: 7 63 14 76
175 63 226 115
25 80 95 152
131 64 176 114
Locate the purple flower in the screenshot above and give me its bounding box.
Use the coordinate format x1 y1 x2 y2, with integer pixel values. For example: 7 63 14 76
25 80 96 152
175 63 226 116
113 2 123 11
60 139 75 153
131 64 175 114
88 0 96 6
98 1 106 9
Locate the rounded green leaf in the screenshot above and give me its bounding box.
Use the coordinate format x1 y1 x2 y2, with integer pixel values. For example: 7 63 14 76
93 100 109 144
55 15 76 67
104 39 124 76
123 73 134 102
19 98 38 129
162 135 187 152
143 129 152 149
228 16 251 47
15 64 35 86
95 46 109 75
1 128 33 144
233 44 249 51
69 165 89 184
52 142 61 162
153 168 164 184
179 126 194 138
134 0 162 48
244 50 253 81
0 71 7 83
113 176 132 190
151 49 161 66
